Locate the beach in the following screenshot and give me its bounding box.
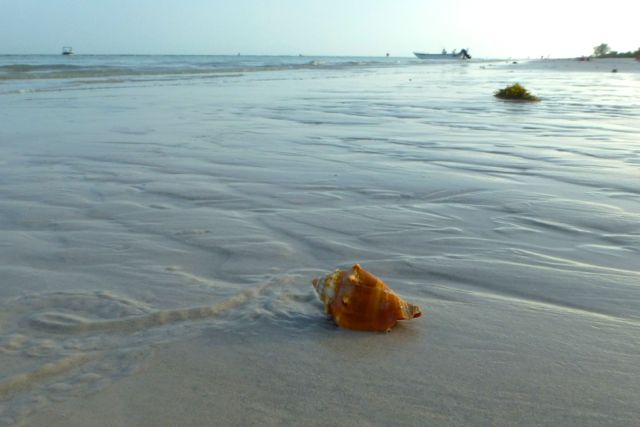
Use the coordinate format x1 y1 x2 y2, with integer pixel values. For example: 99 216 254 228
1 56 639 426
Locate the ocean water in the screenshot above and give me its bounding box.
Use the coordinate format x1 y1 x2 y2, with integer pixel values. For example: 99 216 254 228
0 54 421 95
1 55 639 426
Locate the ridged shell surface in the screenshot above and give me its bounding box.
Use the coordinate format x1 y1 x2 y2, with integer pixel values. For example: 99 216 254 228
312 264 421 332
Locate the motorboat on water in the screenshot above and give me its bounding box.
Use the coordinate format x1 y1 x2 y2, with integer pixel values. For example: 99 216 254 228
414 48 471 60
62 46 74 55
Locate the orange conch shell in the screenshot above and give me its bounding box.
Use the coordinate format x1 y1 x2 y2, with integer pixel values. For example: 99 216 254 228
312 264 421 332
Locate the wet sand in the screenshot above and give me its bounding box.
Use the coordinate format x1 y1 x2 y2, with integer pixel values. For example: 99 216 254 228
23 297 640 426
1 58 639 426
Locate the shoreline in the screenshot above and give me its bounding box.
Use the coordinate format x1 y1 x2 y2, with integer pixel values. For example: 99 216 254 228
2 56 639 426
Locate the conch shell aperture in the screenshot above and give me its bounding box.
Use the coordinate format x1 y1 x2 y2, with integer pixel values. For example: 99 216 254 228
312 264 421 332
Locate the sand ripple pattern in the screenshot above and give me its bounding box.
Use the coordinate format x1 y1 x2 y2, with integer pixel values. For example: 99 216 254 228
1 57 639 426
0 272 320 426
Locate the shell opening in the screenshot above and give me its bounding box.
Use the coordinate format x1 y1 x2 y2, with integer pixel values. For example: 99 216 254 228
411 305 422 318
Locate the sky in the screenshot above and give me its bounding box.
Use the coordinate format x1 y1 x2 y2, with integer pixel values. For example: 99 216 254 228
1 0 638 58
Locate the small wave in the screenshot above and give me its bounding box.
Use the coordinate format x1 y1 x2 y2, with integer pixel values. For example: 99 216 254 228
0 63 84 72
0 55 409 83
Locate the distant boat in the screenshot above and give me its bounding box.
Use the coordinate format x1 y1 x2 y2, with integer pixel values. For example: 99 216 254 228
62 46 74 55
414 49 471 60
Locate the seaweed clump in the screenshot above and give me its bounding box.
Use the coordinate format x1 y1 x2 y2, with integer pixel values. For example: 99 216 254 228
494 83 540 101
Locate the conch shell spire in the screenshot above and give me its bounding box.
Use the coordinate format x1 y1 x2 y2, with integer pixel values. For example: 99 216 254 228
312 264 421 332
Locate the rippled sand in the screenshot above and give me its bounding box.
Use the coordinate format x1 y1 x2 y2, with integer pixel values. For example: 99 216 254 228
1 58 639 426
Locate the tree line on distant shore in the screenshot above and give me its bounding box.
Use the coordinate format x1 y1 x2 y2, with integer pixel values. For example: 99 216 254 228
593 43 640 58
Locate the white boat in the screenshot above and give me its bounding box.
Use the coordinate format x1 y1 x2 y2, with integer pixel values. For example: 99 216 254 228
62 46 74 55
414 49 471 60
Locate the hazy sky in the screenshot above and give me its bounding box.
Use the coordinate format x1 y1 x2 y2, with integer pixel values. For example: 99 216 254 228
1 0 637 58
